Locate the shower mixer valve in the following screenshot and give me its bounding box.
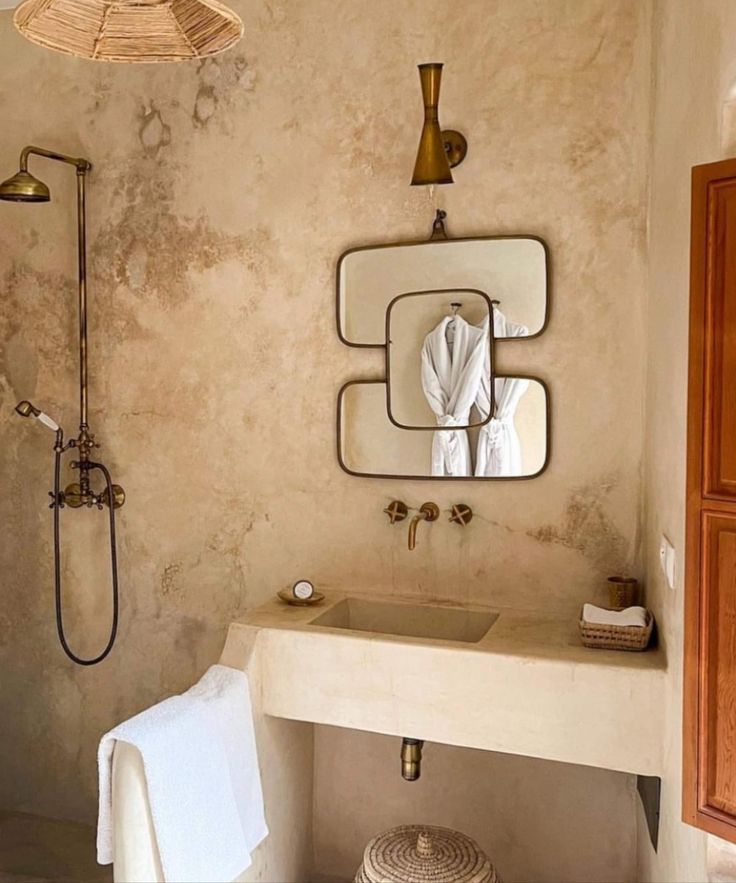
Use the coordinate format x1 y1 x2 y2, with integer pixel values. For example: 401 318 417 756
39 424 125 510
61 468 126 511
54 429 125 510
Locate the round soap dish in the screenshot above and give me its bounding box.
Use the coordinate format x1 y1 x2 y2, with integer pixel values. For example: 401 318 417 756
277 589 325 607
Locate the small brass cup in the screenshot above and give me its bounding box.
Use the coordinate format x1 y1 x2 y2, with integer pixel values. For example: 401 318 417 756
608 576 638 608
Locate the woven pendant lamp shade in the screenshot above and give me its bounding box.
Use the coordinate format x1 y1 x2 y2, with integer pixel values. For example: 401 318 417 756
13 0 243 62
355 825 502 883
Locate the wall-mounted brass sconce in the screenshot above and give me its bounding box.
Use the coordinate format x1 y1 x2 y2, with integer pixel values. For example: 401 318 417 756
411 63 467 186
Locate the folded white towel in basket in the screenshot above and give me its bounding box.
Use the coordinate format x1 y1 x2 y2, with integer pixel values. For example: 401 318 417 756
582 604 648 628
97 664 267 883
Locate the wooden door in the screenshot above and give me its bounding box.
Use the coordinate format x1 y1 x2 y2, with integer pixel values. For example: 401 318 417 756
684 157 736 841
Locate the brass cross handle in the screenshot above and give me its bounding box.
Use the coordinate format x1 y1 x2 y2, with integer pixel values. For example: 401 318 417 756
384 500 408 524
449 504 473 526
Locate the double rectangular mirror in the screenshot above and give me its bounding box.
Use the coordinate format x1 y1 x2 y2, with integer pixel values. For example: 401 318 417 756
336 233 550 480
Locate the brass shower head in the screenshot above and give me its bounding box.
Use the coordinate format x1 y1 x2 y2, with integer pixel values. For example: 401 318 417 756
0 169 50 202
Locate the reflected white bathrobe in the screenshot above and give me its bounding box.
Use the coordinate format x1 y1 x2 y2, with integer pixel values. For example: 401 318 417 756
421 315 487 476
475 312 530 477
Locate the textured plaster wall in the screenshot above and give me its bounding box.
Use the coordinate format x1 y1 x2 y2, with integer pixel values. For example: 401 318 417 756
0 0 651 836
313 726 637 883
639 2 736 881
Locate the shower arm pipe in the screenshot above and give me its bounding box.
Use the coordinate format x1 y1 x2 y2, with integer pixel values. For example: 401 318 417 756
18 145 91 174
18 146 92 438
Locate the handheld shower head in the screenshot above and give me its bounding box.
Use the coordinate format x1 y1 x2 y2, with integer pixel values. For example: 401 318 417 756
15 400 60 432
15 400 39 418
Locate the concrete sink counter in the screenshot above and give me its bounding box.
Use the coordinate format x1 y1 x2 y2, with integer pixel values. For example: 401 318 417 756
220 592 665 779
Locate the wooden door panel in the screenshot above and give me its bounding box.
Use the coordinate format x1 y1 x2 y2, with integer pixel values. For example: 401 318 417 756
685 157 736 843
704 178 736 499
700 512 736 818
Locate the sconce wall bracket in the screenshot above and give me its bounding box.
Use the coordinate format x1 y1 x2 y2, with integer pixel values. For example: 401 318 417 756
442 129 468 168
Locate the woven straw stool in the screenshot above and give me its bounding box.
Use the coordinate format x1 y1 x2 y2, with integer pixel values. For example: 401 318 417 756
355 825 501 883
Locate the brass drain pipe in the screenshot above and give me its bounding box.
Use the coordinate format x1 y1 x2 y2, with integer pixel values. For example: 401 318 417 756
401 738 424 781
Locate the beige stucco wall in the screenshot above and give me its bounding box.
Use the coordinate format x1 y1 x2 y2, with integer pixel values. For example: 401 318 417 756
313 726 637 883
639 2 736 881
0 1 652 870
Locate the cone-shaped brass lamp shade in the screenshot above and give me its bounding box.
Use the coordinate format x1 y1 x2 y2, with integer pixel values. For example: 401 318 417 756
411 63 454 186
13 0 243 62
0 169 50 202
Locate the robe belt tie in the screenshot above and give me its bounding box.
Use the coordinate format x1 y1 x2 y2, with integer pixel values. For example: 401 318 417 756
434 413 472 476
437 413 470 427
479 416 513 447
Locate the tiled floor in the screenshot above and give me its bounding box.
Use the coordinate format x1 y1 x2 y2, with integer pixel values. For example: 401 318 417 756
0 811 110 883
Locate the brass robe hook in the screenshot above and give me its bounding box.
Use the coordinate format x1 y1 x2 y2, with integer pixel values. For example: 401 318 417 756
430 208 448 240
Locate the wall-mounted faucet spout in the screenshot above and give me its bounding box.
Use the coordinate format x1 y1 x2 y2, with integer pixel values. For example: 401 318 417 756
408 502 440 550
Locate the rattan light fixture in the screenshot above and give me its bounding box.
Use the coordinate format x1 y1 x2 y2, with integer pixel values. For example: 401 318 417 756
13 0 243 62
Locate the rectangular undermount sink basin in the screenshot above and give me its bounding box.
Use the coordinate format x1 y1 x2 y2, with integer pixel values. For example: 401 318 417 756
310 597 498 644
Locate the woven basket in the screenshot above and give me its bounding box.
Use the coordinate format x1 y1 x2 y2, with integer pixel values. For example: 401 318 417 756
355 825 501 883
579 607 653 652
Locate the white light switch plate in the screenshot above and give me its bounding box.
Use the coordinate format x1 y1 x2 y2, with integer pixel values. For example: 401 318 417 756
659 535 676 590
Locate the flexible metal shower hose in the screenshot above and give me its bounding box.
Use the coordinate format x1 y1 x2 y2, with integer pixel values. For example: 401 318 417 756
53 448 119 665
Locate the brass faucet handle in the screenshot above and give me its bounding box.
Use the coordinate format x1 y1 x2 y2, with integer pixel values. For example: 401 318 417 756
419 502 440 522
101 484 126 509
384 500 408 524
449 504 473 526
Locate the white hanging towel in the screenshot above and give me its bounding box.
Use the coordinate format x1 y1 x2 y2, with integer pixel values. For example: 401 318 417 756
475 311 530 477
97 664 267 883
421 314 487 476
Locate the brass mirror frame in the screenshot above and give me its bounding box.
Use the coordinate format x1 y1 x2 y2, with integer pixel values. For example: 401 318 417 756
336 377 552 482
336 233 551 349
385 287 496 431
335 229 552 481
